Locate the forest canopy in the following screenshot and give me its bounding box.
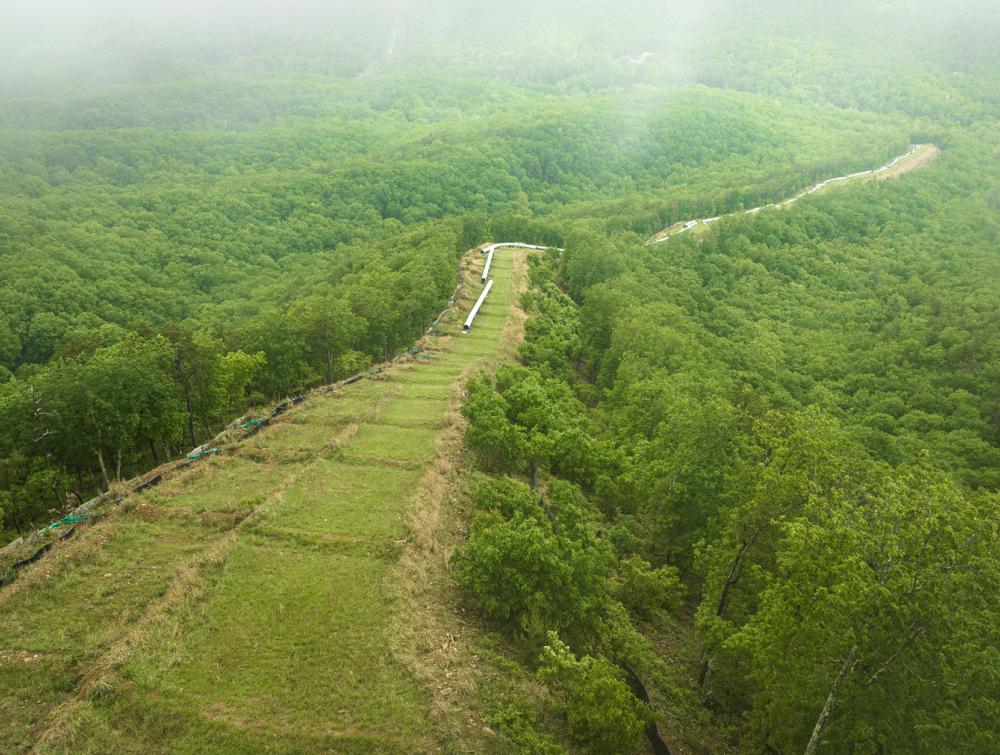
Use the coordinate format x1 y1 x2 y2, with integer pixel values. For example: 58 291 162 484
1 1 999 751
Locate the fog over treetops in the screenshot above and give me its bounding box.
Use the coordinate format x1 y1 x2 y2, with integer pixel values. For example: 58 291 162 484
1 1 1000 753
2 0 997 96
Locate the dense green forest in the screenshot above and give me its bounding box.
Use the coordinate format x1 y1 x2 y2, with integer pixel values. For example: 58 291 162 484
0 2 921 534
461 133 1000 748
2 0 999 751
450 2 1000 753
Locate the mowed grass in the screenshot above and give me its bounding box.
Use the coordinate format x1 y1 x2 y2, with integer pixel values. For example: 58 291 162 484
0 517 219 751
385 365 457 385
117 537 433 750
295 385 397 425
376 396 452 427
145 457 286 513
0 247 525 752
392 380 456 401
343 423 441 463
260 459 421 543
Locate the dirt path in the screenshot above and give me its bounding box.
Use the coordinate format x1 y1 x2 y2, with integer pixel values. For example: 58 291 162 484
647 143 940 245
878 143 940 180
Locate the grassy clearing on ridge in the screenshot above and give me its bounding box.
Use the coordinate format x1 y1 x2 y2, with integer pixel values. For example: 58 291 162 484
0 247 529 754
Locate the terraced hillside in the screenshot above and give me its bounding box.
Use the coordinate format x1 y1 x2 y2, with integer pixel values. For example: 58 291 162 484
0 246 529 754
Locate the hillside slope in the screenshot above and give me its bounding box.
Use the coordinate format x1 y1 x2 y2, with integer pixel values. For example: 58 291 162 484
0 246 529 753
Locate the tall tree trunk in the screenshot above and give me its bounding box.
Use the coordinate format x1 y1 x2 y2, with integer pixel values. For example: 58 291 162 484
95 448 109 489
115 447 122 482
804 645 858 755
697 652 711 698
326 347 334 386
183 382 197 447
700 536 756 695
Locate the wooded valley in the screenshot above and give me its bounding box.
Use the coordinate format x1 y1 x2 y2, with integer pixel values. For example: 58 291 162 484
1 1 999 752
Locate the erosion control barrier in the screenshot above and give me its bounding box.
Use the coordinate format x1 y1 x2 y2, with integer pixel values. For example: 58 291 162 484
463 279 494 332
240 418 271 440
1 518 84 586
1 542 54 586
133 475 163 494
427 282 463 334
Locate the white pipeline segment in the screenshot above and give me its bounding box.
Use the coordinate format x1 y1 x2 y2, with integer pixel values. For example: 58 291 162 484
464 279 494 332
481 246 495 282
481 242 565 253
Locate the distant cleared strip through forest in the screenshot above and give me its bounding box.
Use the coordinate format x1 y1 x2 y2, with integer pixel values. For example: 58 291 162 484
647 142 940 245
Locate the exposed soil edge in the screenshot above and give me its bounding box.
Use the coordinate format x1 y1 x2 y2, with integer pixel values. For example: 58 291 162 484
387 248 532 751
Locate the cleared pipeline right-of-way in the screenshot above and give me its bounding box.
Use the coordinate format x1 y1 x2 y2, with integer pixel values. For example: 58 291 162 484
646 143 937 246
464 279 494 331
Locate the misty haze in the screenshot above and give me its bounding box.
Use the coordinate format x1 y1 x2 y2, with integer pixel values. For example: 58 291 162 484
1 1 999 753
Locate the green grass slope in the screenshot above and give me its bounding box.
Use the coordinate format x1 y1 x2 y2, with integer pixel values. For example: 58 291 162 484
0 247 526 754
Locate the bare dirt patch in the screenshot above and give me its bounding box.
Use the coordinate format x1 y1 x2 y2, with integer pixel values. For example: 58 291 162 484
877 143 940 180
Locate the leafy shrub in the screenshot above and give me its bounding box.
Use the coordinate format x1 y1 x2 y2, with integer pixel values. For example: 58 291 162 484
538 632 653 754
454 512 613 643
607 515 644 558
616 555 684 619
455 478 615 644
489 700 563 755
471 476 541 521
462 376 524 472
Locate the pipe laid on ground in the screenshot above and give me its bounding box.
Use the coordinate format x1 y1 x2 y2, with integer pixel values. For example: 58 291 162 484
481 242 565 253
481 246 495 282
463 279 494 332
